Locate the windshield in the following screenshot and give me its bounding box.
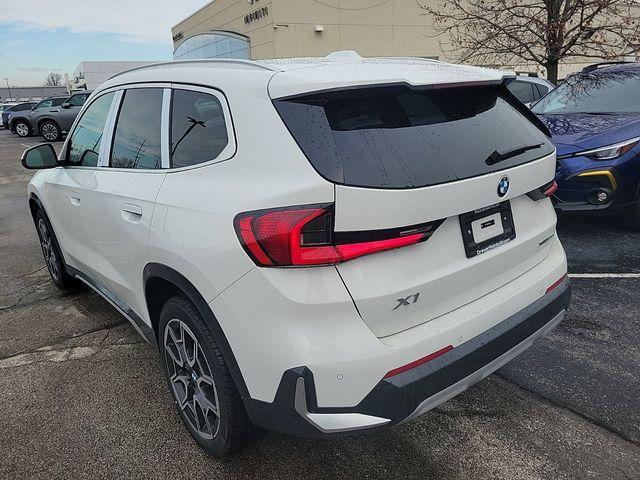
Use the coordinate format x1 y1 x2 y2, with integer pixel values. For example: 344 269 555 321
532 70 640 115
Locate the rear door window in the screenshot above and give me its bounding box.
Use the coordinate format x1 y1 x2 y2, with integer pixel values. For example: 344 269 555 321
507 80 536 103
170 89 229 168
534 84 548 98
274 84 554 189
110 88 163 169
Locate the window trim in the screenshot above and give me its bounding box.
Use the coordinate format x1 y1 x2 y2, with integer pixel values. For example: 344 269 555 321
166 83 236 172
98 90 123 167
61 81 235 173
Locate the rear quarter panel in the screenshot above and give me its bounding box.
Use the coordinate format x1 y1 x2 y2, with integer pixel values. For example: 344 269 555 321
147 74 335 303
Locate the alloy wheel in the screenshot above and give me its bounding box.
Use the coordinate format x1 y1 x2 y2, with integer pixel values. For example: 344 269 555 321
38 218 60 281
41 123 58 141
16 123 29 137
164 319 221 439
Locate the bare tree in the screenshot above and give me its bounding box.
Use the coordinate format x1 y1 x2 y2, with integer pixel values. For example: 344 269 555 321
43 72 62 87
419 0 640 83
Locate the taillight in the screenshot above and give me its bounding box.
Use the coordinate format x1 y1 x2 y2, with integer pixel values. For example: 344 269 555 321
543 180 558 197
234 204 441 267
526 180 558 201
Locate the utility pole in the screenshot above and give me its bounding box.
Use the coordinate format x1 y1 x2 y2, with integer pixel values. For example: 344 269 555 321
4 78 12 101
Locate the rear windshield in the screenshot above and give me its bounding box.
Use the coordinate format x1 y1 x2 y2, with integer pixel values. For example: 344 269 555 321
274 85 554 189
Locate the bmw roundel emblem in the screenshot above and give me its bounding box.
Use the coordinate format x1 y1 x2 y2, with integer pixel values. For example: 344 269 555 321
497 176 510 197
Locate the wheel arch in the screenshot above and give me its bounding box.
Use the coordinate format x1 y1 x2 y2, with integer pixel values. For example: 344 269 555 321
37 117 60 132
143 262 250 398
28 192 42 222
28 192 71 271
10 115 30 129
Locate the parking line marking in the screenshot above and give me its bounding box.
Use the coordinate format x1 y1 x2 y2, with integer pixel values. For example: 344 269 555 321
570 273 640 278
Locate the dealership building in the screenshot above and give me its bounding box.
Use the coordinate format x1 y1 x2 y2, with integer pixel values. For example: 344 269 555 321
172 0 638 79
172 0 442 61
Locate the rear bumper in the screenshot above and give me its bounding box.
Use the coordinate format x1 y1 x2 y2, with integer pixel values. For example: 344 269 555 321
244 278 571 438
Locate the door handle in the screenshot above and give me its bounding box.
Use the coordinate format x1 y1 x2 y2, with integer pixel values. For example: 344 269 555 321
121 203 143 223
122 204 143 216
69 194 81 206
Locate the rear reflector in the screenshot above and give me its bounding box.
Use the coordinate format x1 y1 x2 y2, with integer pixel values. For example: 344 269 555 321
546 273 568 294
383 345 454 379
234 204 442 267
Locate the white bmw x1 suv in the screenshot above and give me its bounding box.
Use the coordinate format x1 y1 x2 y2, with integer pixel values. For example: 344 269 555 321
22 51 570 457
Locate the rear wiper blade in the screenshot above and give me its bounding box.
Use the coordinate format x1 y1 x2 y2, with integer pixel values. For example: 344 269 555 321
485 143 543 166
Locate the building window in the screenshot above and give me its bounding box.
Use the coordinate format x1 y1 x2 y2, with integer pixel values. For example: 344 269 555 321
173 32 250 60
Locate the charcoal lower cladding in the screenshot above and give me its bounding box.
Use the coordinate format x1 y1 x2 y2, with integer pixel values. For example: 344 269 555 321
243 279 571 438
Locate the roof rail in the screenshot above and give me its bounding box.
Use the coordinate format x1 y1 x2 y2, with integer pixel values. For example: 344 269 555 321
371 55 442 64
582 61 637 72
108 58 276 80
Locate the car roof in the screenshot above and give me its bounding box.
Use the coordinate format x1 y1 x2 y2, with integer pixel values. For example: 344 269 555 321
103 50 515 99
582 62 640 74
513 76 555 88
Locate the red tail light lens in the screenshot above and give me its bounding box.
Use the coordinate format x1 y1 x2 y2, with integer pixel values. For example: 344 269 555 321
543 180 558 197
526 180 558 201
234 204 440 267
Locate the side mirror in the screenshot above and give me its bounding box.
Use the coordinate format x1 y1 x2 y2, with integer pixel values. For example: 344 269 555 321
21 144 58 170
61 102 71 109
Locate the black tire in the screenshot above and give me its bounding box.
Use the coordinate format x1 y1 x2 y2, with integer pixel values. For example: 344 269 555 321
14 120 31 138
159 296 259 457
34 210 76 290
40 121 61 142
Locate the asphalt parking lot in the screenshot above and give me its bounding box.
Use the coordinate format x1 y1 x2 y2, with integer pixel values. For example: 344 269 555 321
1 130 639 480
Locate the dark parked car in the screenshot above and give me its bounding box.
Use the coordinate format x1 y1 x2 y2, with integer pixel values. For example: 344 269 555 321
10 92 91 141
507 73 555 106
1 102 36 129
532 62 640 228
8 96 68 137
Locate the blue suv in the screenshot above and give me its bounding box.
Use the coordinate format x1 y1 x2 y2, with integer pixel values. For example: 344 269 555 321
532 62 640 228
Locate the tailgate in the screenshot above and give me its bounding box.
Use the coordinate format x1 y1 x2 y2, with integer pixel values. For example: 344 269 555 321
273 81 558 337
334 154 556 337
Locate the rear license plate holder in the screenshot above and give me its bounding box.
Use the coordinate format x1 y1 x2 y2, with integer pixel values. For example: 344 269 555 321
459 201 516 258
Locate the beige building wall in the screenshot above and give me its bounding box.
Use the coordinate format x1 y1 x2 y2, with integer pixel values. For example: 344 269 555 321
172 0 639 80
172 0 444 61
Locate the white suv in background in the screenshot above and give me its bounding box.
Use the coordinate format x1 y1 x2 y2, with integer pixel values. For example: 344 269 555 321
22 52 570 457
